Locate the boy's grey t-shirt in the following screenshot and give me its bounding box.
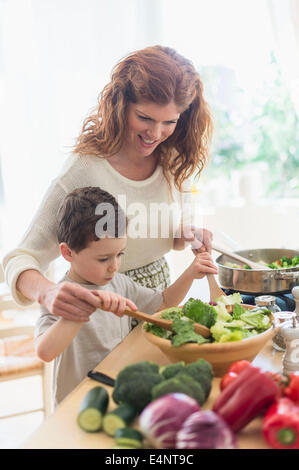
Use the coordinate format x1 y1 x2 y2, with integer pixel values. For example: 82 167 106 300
35 272 163 406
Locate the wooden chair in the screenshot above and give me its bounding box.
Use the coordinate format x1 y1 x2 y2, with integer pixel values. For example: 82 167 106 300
0 290 53 420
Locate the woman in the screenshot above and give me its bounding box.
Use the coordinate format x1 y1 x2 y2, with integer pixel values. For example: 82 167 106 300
3 45 213 322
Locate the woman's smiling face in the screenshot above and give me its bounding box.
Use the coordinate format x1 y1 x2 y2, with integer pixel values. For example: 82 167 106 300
123 100 181 159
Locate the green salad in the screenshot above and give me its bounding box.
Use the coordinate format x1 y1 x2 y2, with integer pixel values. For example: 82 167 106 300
144 294 272 347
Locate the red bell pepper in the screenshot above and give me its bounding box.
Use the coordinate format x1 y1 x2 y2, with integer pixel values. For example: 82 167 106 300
220 371 238 391
283 372 299 404
213 365 280 432
262 397 299 449
220 360 252 391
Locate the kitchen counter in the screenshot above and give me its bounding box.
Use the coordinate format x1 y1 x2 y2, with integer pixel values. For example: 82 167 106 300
22 323 284 449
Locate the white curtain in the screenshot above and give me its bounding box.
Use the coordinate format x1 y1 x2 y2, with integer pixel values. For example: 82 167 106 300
268 0 299 116
0 0 162 253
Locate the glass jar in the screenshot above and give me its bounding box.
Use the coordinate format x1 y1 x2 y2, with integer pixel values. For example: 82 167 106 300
255 295 285 351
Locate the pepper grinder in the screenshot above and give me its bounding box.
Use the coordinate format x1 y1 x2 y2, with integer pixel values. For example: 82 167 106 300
281 313 299 376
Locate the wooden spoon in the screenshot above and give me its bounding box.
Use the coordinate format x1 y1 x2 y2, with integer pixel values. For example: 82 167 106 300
123 307 211 338
207 274 226 302
212 243 271 270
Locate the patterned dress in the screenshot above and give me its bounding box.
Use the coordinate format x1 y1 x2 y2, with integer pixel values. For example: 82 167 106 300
124 256 171 328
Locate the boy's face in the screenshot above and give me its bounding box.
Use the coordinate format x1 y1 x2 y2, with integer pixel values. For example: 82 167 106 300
65 237 127 286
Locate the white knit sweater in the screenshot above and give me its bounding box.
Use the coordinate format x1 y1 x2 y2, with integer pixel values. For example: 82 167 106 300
3 153 190 306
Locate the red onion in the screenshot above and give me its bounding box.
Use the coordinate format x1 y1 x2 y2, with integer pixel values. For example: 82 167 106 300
176 410 236 449
139 393 200 449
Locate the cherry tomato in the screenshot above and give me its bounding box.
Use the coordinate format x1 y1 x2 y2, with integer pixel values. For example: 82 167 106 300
228 360 251 375
220 371 238 391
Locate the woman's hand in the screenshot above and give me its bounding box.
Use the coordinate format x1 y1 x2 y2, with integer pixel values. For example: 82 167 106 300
187 251 218 280
40 281 138 321
173 225 213 253
39 281 105 322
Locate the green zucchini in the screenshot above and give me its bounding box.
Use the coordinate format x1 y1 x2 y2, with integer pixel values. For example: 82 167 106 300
77 386 109 432
115 427 143 449
113 445 138 449
102 403 137 436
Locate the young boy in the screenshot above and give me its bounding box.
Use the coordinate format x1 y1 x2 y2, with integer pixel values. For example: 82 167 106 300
35 187 217 405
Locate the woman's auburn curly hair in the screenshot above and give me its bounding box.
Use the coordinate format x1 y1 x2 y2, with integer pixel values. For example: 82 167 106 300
74 45 213 192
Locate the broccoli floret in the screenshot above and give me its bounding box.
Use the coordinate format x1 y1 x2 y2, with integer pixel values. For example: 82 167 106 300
186 358 214 380
159 361 185 380
114 361 160 384
152 374 206 406
112 371 163 412
181 360 214 399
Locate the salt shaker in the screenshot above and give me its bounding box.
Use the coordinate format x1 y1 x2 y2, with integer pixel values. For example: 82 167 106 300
281 313 299 376
255 295 284 351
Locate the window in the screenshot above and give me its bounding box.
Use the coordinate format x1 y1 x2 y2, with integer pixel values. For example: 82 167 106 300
160 0 299 203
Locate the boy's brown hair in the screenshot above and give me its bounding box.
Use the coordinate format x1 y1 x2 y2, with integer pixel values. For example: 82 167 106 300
57 187 127 252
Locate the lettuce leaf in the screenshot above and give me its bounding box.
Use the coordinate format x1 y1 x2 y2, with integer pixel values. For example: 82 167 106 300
232 303 247 319
239 311 271 330
210 321 258 342
214 302 232 322
215 293 243 305
182 298 217 328
171 319 210 347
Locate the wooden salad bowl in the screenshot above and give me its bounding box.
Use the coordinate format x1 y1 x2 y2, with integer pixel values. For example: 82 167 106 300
142 305 277 377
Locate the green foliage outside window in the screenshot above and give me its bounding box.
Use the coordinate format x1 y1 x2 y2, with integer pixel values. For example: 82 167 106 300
198 53 299 198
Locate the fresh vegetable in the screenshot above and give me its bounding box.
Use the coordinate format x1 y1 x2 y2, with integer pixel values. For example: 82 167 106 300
220 371 238 391
77 386 109 432
179 359 213 399
115 427 143 449
152 374 206 406
112 359 213 414
159 361 185 380
227 360 251 374
171 318 210 347
159 306 183 320
176 410 236 449
102 403 137 436
144 294 272 346
112 361 163 412
139 393 200 449
220 360 252 391
213 364 280 432
182 298 217 328
215 293 243 306
262 397 299 449
159 359 213 401
283 372 299 404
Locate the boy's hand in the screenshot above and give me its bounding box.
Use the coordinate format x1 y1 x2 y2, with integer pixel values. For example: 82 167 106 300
187 252 218 279
90 290 138 318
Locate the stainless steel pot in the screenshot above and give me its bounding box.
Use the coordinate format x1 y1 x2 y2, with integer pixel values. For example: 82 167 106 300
216 248 299 294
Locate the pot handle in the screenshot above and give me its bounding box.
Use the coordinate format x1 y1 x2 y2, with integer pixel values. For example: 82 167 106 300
272 270 299 280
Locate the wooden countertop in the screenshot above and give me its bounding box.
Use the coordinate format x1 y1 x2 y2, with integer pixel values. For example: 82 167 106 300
22 323 284 449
